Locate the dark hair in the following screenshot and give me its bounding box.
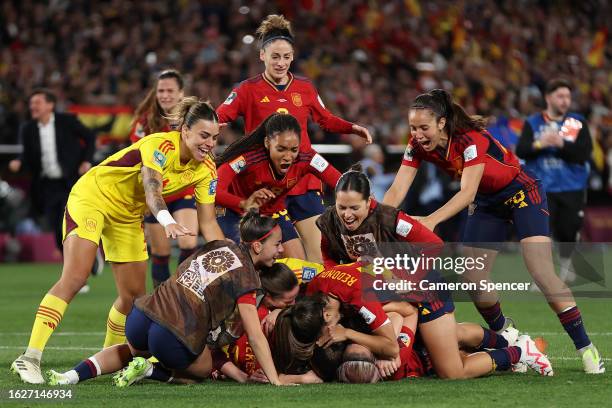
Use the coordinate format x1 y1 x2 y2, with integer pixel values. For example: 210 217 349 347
239 209 279 244
411 89 487 136
167 96 218 130
271 296 325 373
133 69 185 134
256 14 294 49
260 263 298 298
310 343 347 382
29 88 57 105
335 163 371 200
545 78 572 95
216 113 301 166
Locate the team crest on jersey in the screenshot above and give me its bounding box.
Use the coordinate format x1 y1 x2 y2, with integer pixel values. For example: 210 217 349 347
223 91 237 105
395 219 413 237
398 331 412 348
310 154 329 172
291 93 303 107
463 145 477 162
229 156 246 173
287 177 298 189
341 233 378 260
403 145 414 161
180 169 194 184
302 267 317 283
209 179 218 195
153 150 167 167
178 246 242 300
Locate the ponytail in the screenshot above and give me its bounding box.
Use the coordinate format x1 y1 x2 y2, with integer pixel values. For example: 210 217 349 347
215 113 301 166
411 89 487 135
166 96 218 130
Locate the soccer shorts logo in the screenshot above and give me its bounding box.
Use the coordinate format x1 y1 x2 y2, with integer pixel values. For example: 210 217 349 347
302 267 317 283
504 190 528 208
153 150 167 167
85 218 97 232
341 233 378 260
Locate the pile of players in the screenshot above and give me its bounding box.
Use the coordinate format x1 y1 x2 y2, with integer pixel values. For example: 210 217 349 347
11 14 603 386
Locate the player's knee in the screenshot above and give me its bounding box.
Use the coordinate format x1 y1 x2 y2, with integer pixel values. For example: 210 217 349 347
57 273 89 295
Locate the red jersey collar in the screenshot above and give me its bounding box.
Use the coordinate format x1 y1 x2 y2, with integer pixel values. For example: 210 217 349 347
262 72 294 92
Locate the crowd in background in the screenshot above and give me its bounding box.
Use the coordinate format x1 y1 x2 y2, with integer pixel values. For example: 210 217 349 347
0 0 610 211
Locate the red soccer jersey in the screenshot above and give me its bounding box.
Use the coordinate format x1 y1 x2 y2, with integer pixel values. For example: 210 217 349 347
216 147 341 215
401 129 521 194
306 263 390 332
217 73 354 194
217 73 354 150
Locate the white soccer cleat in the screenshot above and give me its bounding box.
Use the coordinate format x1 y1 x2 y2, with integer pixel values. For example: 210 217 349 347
10 355 45 384
580 344 605 374
500 326 520 346
516 335 553 376
47 370 75 385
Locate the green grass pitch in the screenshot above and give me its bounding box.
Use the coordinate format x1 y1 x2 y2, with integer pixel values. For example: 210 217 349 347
1 255 611 407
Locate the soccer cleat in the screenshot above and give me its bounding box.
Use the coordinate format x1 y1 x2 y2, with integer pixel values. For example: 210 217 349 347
47 370 74 385
10 355 45 384
580 344 605 374
113 357 151 387
516 335 553 376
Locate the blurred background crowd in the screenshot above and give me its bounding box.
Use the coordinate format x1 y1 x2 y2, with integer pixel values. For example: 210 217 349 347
0 0 610 253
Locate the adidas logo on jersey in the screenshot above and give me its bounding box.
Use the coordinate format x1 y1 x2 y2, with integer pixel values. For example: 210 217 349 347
260 96 270 103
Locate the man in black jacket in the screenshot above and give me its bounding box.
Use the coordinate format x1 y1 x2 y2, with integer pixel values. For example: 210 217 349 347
9 88 95 255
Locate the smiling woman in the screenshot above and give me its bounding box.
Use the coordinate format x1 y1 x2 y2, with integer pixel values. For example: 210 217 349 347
11 97 226 385
215 113 341 259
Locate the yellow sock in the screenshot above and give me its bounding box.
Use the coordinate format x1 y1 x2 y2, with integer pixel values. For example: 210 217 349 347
27 294 68 353
103 305 127 348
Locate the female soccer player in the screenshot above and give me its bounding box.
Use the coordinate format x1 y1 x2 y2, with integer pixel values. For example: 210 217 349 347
315 170 553 378
215 113 341 259
11 98 224 384
217 14 372 263
129 69 200 288
383 89 603 374
47 211 296 386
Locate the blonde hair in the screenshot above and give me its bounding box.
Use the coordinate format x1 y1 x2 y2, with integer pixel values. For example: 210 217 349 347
256 14 294 48
337 360 381 383
165 97 217 129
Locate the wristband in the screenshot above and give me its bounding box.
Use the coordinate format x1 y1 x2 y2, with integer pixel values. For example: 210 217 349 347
156 210 177 227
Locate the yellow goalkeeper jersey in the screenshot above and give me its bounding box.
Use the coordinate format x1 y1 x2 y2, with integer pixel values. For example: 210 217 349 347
74 131 217 222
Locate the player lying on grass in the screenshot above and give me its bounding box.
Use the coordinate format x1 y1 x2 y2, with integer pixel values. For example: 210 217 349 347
307 262 553 380
314 170 553 378
215 112 341 259
47 211 302 386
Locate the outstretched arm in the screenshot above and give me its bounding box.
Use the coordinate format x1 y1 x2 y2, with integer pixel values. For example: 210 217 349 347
141 166 194 238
